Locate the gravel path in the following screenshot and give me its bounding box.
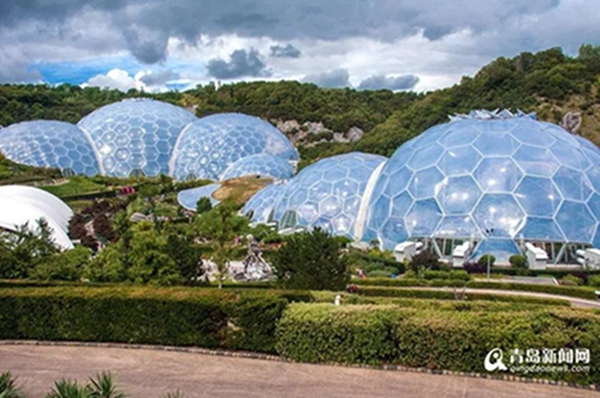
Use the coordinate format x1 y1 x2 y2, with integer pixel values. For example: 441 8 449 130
1 345 596 398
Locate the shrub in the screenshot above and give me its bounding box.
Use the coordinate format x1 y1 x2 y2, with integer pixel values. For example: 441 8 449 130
509 254 527 269
0 372 25 398
589 275 600 288
195 197 212 215
272 228 349 291
409 250 442 272
31 246 92 281
462 260 487 274
0 286 309 353
477 254 495 268
561 274 584 286
276 304 600 385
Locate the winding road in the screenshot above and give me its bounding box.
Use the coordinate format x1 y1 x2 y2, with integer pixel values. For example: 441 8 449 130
1 344 596 398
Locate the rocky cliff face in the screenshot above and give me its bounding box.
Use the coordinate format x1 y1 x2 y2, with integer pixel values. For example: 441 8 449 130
274 119 364 146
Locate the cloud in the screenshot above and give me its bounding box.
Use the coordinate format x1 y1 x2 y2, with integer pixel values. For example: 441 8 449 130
270 44 301 58
83 68 171 92
358 74 420 91
303 68 350 88
139 69 180 86
207 48 271 79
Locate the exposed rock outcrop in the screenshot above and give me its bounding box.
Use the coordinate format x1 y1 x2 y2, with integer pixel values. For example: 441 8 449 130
561 111 582 134
274 119 364 146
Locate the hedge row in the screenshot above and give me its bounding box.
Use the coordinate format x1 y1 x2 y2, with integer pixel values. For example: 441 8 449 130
0 286 312 353
276 303 600 385
355 286 572 306
354 278 598 300
312 291 570 311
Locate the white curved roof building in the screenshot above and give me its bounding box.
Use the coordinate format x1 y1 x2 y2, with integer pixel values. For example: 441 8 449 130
0 186 74 250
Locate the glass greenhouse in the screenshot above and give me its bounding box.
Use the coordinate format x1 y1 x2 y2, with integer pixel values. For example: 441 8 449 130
0 121 100 175
362 110 600 262
169 113 298 181
78 99 197 177
273 152 387 238
0 101 298 182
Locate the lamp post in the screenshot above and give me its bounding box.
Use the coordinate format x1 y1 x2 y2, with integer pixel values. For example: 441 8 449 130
484 226 494 281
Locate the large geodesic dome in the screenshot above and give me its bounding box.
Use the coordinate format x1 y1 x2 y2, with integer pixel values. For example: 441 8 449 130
273 152 387 238
362 110 600 262
243 183 286 223
0 121 101 175
78 98 197 177
169 113 299 181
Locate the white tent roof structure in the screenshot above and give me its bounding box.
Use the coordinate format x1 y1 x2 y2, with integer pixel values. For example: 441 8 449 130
0 185 74 250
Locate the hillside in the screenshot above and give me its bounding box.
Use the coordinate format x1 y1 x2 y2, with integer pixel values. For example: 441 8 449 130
0 44 599 171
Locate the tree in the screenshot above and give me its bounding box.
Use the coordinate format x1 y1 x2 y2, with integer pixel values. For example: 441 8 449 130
126 222 181 285
408 249 442 273
164 225 203 284
195 197 212 215
272 227 349 291
195 202 247 288
32 245 92 281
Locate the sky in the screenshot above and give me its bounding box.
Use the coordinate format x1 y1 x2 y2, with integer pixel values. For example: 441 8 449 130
1 0 599 93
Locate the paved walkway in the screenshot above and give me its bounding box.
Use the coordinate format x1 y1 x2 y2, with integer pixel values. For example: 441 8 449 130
397 287 600 309
1 345 596 398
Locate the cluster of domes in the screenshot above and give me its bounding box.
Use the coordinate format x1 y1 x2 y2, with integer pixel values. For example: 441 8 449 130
244 110 600 261
0 99 298 181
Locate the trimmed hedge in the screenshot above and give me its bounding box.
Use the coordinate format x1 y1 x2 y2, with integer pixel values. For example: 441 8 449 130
355 286 571 306
312 291 570 311
0 286 312 353
276 304 600 385
354 278 598 300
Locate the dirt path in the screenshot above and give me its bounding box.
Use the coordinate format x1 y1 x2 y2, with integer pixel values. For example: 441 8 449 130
1 345 595 398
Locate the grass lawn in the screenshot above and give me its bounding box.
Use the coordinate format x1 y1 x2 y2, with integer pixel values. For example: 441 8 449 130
40 177 109 198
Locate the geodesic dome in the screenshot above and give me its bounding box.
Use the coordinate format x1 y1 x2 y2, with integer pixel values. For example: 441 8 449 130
243 183 286 223
169 113 298 181
220 154 295 181
273 152 387 238
0 121 100 175
362 110 600 262
78 98 196 177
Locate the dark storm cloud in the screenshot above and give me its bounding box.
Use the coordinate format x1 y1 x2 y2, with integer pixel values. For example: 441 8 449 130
270 44 302 58
207 48 271 79
303 69 350 88
139 70 180 86
0 0 567 65
358 74 420 91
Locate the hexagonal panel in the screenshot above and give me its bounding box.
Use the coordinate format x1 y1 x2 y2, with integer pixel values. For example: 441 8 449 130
473 132 520 156
556 201 596 243
550 142 591 171
434 216 482 238
437 146 481 176
407 143 444 170
390 192 413 218
436 176 482 214
553 166 593 202
516 217 565 242
512 146 559 177
408 167 445 199
588 193 600 221
438 127 480 148
405 199 443 237
514 176 562 217
472 194 526 238
474 157 523 193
